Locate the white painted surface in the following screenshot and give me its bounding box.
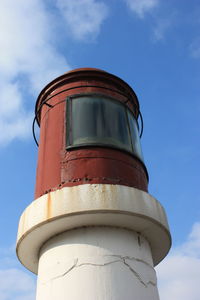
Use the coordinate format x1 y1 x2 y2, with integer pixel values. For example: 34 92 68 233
16 184 171 273
36 227 160 300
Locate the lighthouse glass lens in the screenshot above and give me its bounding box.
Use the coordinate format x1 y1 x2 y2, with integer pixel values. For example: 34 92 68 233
70 95 132 152
67 94 143 162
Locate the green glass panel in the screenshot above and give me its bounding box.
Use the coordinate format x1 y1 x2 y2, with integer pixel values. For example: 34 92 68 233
71 96 132 152
127 110 143 161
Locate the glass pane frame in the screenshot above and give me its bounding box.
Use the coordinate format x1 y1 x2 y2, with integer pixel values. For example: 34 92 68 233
66 93 143 162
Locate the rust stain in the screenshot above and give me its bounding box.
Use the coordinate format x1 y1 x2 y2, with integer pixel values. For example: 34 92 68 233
47 193 52 219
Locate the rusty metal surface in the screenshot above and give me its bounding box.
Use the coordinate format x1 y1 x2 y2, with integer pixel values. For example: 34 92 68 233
60 148 148 189
35 68 140 124
35 68 148 199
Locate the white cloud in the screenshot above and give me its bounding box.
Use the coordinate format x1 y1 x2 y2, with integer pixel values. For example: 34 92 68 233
0 245 36 300
0 81 32 145
0 0 69 89
157 222 200 300
0 0 109 146
0 269 35 300
0 0 70 146
55 0 109 41
125 0 159 18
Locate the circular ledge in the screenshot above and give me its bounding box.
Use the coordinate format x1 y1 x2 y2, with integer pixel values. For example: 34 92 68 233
16 184 171 274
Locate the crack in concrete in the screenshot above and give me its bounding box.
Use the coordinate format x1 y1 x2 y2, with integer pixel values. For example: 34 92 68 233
122 258 148 287
40 256 156 288
44 258 79 282
40 258 120 284
105 254 154 269
77 259 122 269
146 281 156 287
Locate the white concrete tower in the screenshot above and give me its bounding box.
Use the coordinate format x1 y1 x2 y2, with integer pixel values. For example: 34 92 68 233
16 68 171 300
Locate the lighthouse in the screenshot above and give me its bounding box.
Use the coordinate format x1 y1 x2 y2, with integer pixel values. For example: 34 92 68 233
16 68 171 300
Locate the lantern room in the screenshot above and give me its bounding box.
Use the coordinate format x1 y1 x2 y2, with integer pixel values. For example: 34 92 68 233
33 68 148 199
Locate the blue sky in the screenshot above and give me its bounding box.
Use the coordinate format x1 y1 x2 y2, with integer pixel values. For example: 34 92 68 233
0 0 200 299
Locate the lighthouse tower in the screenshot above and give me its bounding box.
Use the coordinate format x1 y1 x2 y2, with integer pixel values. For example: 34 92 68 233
16 68 171 300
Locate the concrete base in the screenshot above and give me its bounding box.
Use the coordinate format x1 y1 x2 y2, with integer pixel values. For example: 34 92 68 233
36 227 160 300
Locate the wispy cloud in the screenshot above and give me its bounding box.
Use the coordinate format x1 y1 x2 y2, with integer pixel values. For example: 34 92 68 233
55 0 109 41
0 0 70 146
125 0 173 41
125 0 159 18
157 222 200 300
153 17 172 41
189 38 200 59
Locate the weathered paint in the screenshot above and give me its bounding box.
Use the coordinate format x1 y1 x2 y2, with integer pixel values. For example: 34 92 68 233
36 227 160 300
35 68 140 123
47 193 52 220
16 184 171 274
35 68 148 199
